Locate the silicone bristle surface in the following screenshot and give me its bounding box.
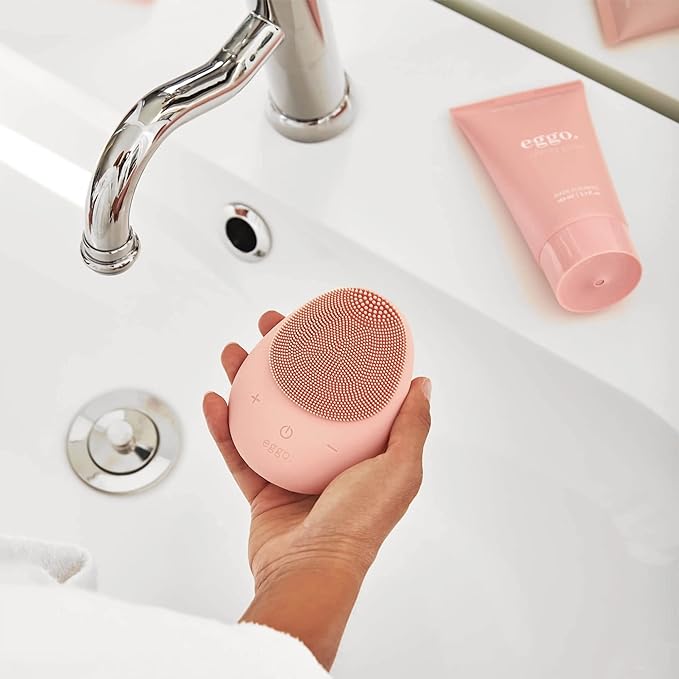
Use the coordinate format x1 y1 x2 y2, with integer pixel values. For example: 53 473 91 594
269 288 408 422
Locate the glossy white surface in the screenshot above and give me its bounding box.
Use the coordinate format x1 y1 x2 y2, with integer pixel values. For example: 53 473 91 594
6 0 675 429
456 0 679 106
0 1 678 676
6 0 679 427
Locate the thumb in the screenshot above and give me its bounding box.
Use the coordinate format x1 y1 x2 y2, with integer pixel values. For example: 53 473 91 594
385 377 432 469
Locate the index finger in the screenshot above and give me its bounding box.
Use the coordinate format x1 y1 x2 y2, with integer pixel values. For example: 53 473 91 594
258 310 285 336
385 377 432 468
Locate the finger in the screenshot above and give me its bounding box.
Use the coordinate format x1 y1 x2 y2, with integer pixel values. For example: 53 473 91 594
385 377 432 469
258 310 285 336
203 392 268 502
221 343 248 384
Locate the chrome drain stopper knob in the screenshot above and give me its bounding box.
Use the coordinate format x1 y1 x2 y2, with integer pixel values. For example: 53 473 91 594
88 409 158 475
107 420 136 451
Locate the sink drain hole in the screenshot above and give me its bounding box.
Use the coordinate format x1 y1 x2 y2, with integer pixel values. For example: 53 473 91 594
67 389 180 494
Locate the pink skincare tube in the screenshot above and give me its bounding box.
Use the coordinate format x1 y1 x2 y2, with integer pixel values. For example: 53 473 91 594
451 80 642 313
595 0 679 44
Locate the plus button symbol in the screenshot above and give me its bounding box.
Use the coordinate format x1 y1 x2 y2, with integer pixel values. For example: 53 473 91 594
250 393 262 405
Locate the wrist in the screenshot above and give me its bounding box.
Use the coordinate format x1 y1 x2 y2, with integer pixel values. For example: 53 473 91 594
252 539 374 595
254 553 368 597
241 555 367 670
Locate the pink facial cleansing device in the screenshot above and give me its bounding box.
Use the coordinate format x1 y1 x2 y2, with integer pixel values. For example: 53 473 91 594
228 288 414 494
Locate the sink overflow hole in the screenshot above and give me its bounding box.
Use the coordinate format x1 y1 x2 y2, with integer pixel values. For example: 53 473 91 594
222 203 272 262
226 217 257 253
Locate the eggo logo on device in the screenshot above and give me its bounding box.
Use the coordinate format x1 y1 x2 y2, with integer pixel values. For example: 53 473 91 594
520 130 578 149
262 439 292 462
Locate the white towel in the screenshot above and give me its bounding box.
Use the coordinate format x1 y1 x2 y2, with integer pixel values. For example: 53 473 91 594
0 535 96 588
0 536 330 678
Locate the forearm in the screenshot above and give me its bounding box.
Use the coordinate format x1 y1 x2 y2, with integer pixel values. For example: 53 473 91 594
240 559 365 671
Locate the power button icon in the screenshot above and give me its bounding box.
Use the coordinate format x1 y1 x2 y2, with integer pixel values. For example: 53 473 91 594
279 425 294 440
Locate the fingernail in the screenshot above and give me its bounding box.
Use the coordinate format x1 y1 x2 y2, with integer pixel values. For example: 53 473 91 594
421 378 432 402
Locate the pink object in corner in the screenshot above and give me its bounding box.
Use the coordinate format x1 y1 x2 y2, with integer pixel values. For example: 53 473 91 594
228 289 414 494
595 0 679 45
451 81 642 314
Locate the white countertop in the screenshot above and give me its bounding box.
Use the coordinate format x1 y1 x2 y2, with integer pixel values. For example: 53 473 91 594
438 0 679 118
1 0 678 430
468 0 679 100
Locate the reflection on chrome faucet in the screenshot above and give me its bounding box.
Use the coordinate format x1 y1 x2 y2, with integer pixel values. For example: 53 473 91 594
82 0 354 275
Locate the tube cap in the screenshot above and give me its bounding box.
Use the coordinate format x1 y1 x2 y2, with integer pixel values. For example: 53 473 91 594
539 217 642 313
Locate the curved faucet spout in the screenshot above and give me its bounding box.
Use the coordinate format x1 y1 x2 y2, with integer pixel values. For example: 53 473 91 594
82 12 283 274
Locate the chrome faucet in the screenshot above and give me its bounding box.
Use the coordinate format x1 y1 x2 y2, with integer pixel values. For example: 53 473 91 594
82 0 353 274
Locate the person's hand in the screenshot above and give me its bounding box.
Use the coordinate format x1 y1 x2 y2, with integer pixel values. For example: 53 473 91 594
203 310 432 669
203 309 431 589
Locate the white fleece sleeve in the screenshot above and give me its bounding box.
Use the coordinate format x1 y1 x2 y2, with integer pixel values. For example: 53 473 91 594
0 584 330 679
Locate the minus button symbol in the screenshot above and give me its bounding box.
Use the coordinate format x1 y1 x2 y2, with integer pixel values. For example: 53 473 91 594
326 444 339 453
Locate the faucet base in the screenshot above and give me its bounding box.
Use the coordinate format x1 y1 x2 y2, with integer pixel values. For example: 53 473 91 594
267 75 355 143
81 232 140 275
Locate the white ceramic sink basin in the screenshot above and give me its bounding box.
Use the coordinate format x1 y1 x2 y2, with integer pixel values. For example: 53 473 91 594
0 53 678 678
